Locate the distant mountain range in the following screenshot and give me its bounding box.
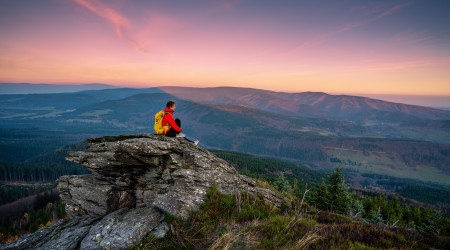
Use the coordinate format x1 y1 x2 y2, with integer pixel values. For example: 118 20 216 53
159 87 450 144
0 83 119 94
160 86 450 121
0 86 449 185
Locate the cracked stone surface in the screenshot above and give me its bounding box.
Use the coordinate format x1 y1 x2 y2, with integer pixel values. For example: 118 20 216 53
4 134 285 249
0 216 101 250
80 207 162 249
62 134 285 219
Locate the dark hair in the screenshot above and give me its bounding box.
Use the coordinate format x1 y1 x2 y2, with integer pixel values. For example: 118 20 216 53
166 100 176 108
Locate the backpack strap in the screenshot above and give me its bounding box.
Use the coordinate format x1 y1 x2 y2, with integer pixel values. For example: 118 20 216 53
162 111 171 134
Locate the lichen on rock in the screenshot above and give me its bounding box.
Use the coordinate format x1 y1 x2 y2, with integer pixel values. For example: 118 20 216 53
2 134 285 249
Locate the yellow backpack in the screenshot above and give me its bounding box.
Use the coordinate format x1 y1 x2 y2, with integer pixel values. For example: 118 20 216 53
154 110 171 134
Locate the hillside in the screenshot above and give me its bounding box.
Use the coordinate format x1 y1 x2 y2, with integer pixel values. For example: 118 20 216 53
1 88 449 185
160 86 450 121
1 135 448 249
62 94 450 184
42 93 447 184
279 92 450 120
160 87 450 144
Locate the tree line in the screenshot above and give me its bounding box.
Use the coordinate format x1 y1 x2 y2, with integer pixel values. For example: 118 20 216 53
274 167 449 236
0 191 66 245
213 151 450 237
0 162 89 183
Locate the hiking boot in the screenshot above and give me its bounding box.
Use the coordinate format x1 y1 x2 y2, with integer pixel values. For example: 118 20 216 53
176 133 186 138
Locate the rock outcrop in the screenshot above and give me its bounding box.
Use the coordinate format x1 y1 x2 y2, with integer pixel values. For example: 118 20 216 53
1 134 284 249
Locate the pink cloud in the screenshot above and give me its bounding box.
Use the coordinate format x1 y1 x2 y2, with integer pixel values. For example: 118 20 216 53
138 12 181 43
74 0 149 53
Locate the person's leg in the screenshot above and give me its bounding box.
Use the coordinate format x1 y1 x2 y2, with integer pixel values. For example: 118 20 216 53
165 128 176 137
175 119 181 132
165 119 182 137
172 119 198 145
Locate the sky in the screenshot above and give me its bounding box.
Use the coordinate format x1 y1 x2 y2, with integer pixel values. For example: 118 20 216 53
1 0 450 99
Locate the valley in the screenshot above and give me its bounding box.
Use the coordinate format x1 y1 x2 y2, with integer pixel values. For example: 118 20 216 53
0 86 448 202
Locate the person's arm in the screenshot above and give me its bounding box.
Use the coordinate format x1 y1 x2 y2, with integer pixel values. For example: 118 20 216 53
166 113 182 132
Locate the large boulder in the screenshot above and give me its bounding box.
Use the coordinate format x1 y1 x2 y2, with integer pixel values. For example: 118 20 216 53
3 134 285 249
63 134 285 219
57 174 135 217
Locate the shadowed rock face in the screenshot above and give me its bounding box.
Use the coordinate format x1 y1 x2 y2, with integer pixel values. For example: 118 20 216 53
1 134 284 249
62 134 284 219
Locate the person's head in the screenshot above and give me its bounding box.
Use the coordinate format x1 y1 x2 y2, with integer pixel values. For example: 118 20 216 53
166 100 176 110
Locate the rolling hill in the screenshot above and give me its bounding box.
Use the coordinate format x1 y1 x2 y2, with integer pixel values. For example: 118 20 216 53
13 92 447 185
160 86 450 120
0 87 449 185
159 87 450 144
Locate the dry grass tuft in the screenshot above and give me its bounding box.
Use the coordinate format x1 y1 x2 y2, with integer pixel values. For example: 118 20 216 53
292 229 322 249
209 220 260 250
256 178 274 190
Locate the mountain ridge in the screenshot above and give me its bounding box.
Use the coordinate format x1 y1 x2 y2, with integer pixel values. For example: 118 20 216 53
0 83 119 94
160 86 450 121
0 87 448 184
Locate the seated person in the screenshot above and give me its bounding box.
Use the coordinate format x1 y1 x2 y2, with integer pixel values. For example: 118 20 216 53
162 100 184 137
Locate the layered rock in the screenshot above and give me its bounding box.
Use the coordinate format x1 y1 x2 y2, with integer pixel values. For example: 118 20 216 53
0 216 100 250
2 134 284 249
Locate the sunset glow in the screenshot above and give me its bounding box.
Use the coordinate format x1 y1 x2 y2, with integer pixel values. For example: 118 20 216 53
1 0 449 95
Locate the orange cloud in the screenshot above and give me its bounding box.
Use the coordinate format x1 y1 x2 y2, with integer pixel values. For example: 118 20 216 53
74 0 149 53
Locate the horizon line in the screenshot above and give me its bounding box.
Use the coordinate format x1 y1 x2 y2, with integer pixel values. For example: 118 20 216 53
1 82 449 97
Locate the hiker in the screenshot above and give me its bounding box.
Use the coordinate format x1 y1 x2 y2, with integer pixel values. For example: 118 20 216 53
154 101 199 145
162 100 184 137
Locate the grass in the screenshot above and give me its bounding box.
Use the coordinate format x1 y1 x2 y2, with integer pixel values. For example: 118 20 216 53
131 186 449 249
131 184 282 250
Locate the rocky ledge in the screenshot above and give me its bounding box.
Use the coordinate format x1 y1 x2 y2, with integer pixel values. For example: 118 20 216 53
1 134 284 249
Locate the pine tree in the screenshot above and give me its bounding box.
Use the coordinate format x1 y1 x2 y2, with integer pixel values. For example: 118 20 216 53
349 195 364 218
273 173 291 193
314 178 330 211
372 207 384 224
418 211 441 235
388 195 402 224
326 167 350 214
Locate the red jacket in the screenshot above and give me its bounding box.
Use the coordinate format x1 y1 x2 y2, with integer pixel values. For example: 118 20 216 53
162 107 182 133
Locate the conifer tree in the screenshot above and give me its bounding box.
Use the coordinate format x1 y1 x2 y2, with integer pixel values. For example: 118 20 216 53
326 167 350 214
314 178 330 211
388 195 402 223
273 173 291 192
372 207 384 224
349 195 364 218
